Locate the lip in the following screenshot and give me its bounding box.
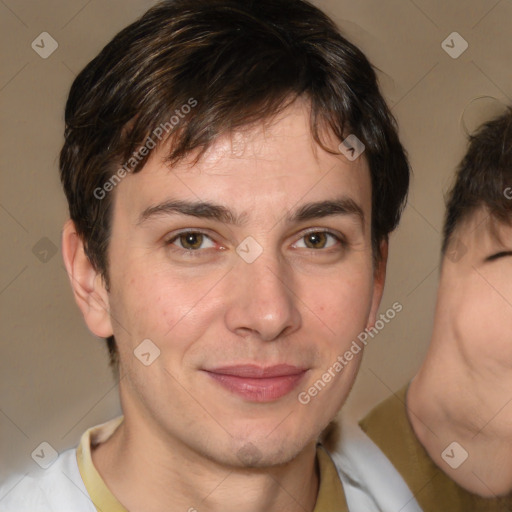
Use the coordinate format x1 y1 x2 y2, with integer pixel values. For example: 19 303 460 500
203 364 308 403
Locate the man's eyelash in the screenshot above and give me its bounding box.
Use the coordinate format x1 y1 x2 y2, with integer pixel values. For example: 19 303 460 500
165 230 211 244
486 251 512 262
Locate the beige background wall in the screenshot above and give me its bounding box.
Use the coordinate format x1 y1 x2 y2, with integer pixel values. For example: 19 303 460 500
1 0 511 479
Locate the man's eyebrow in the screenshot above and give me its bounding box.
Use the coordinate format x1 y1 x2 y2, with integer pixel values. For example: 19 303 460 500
287 198 365 226
137 200 248 226
137 197 364 227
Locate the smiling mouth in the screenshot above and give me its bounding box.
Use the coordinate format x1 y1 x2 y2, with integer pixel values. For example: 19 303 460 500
202 364 308 403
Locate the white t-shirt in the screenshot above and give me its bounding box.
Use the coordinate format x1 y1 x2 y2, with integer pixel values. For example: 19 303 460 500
0 448 95 512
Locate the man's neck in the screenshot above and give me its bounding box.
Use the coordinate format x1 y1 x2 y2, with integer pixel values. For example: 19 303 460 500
91 417 320 512
407 326 512 498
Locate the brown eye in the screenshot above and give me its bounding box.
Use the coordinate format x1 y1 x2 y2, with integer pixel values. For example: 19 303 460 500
175 232 206 250
292 231 343 251
179 233 203 250
166 230 219 257
167 231 214 251
304 232 328 249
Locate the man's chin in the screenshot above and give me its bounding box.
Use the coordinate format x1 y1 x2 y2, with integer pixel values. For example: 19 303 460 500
203 435 315 470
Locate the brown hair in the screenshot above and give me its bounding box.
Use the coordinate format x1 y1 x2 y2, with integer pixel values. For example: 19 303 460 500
443 107 512 254
60 0 410 369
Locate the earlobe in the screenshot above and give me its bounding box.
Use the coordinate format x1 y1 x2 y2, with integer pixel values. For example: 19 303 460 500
61 220 113 338
367 239 388 328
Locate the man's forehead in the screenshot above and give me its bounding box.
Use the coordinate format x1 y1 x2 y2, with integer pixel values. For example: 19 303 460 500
114 101 372 228
146 101 348 174
126 161 371 229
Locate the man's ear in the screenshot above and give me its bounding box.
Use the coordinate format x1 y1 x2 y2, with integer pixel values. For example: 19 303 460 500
62 219 113 338
367 239 388 328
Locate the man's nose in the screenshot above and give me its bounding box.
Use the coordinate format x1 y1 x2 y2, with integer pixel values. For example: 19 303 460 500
223 251 302 342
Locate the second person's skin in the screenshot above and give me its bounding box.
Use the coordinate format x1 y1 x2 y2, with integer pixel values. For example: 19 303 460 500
408 209 512 497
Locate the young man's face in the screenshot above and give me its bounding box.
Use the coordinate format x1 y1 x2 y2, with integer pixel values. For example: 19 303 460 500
440 209 512 381
84 101 384 467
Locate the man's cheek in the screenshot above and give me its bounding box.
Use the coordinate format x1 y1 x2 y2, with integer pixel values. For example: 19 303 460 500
321 294 373 339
